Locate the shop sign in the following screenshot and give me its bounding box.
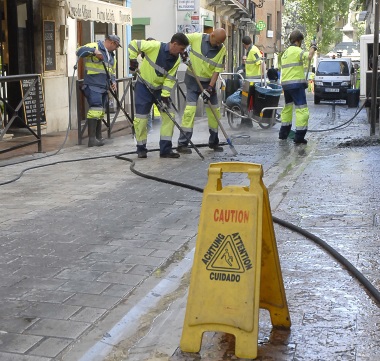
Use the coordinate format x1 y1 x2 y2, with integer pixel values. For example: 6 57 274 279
256 20 266 31
67 0 132 25
178 0 195 10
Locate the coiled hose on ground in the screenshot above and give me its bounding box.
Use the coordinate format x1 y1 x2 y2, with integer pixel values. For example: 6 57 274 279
0 144 378 306
116 151 380 307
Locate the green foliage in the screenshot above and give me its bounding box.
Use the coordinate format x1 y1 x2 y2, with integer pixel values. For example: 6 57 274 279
284 0 353 53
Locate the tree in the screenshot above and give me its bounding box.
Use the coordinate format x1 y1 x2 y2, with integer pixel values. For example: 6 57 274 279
284 0 354 53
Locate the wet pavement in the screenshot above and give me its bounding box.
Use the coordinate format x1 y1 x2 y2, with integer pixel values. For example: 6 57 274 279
0 94 379 361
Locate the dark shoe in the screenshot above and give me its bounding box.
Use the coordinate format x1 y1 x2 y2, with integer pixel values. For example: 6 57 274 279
293 130 307 145
177 145 192 154
137 150 147 158
294 139 308 145
88 120 104 147
96 119 105 144
209 144 224 152
88 138 104 147
160 151 180 158
279 125 292 140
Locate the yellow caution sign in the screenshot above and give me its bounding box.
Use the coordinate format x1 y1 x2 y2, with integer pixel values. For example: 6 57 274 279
180 162 290 359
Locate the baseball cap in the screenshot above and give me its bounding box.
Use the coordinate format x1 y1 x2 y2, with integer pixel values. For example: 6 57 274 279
107 34 122 48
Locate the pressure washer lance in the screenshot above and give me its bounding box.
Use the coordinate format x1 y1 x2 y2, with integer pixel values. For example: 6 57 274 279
101 61 135 137
184 59 238 156
134 70 205 161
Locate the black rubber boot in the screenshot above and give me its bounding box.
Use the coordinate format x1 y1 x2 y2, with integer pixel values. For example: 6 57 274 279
279 125 292 140
208 144 224 152
96 119 105 145
177 145 192 154
137 145 148 158
293 130 308 145
160 151 180 158
88 120 104 147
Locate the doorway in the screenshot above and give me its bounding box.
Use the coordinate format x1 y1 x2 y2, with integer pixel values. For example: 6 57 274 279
1 0 36 128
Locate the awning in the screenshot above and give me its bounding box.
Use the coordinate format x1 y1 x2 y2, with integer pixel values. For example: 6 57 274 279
65 0 132 25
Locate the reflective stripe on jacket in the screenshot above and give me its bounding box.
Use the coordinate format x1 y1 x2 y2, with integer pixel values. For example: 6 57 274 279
280 45 308 87
129 40 180 97
76 40 116 90
185 33 226 82
246 45 262 77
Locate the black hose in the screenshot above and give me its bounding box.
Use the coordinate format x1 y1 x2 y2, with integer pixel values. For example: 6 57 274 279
273 216 380 305
308 99 366 133
1 140 379 306
115 153 380 307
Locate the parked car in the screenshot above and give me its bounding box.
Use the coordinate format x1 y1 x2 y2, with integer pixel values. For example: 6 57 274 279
313 58 354 104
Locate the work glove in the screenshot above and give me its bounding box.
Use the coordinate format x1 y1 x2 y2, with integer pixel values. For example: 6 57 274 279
159 96 171 112
310 40 318 51
201 85 214 103
129 59 139 72
180 50 190 65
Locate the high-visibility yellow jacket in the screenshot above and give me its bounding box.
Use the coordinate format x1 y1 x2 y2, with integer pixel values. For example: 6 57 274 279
355 67 360 89
280 45 308 89
186 33 226 82
246 44 262 77
128 40 180 97
76 40 116 90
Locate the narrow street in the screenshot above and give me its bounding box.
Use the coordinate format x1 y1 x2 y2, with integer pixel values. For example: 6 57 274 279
0 94 379 361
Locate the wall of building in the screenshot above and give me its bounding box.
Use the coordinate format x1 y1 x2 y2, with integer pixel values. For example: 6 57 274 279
41 0 70 133
38 0 128 133
254 0 283 67
131 0 177 41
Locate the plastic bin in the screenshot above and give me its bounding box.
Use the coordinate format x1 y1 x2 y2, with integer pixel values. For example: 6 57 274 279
252 83 282 118
347 88 360 108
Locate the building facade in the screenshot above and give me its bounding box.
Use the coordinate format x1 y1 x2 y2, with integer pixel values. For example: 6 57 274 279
1 0 284 136
131 0 283 72
0 0 131 134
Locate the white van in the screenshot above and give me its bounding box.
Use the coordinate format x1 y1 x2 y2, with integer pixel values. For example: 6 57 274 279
313 57 354 104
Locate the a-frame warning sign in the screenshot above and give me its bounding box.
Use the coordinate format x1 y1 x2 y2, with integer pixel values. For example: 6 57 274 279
180 162 291 359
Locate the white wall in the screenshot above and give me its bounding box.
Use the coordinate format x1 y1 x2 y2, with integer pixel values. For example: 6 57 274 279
131 0 176 40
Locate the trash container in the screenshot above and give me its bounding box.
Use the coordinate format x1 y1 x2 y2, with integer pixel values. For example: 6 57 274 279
252 83 282 119
347 89 360 108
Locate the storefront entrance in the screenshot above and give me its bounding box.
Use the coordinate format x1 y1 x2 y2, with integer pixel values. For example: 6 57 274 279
1 0 35 76
1 0 36 128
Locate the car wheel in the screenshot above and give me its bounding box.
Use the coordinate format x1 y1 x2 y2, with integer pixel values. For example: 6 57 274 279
314 95 321 104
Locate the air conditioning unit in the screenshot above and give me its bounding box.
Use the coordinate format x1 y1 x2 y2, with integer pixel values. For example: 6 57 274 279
267 30 273 38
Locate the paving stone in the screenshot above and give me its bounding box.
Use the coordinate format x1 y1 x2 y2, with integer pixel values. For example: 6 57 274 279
0 317 39 333
28 337 72 358
22 303 80 320
64 293 119 309
54 268 103 281
0 333 42 353
15 278 66 291
123 255 166 267
24 319 90 339
101 283 134 298
96 272 145 285
69 307 107 323
57 280 110 294
0 352 50 360
19 290 74 304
